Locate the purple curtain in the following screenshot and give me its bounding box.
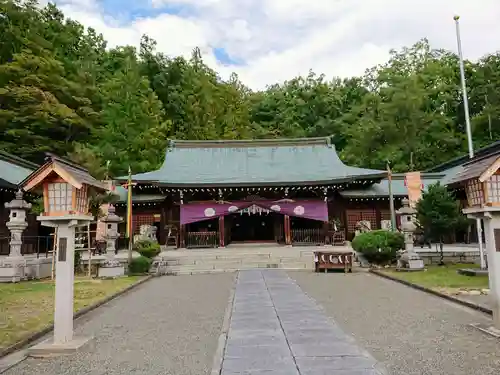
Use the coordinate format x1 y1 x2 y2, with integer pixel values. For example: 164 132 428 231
180 200 328 225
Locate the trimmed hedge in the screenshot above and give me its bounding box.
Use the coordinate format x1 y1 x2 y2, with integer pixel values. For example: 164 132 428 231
351 230 404 265
133 240 161 259
128 256 152 274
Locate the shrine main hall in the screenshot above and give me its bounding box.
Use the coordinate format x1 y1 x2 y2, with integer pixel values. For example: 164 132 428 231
115 136 441 248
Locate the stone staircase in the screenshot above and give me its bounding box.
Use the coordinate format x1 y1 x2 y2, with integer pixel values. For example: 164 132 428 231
158 243 353 275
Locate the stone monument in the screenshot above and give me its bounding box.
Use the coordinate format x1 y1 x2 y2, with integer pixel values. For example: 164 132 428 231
134 224 158 243
396 198 424 271
98 205 125 278
0 190 31 282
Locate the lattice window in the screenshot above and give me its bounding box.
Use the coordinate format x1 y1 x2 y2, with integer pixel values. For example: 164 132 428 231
75 187 88 213
487 175 500 204
133 214 157 234
48 182 72 212
466 180 484 206
380 210 391 221
346 209 377 233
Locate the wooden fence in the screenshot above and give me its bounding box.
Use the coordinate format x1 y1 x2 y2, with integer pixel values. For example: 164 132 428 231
186 231 219 249
291 228 325 246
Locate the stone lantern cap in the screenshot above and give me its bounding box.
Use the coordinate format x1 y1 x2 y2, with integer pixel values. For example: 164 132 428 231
5 190 32 210
396 197 415 215
101 204 122 223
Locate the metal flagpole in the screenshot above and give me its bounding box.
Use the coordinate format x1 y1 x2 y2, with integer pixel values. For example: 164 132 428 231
126 166 134 265
454 15 486 269
387 163 396 231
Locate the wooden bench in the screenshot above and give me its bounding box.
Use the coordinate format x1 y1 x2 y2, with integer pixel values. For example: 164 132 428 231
314 251 353 273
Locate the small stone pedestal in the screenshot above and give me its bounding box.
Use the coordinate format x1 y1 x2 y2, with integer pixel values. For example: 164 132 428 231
97 205 125 278
396 198 424 271
98 258 124 278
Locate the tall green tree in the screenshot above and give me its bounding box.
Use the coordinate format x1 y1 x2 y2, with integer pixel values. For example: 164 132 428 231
340 40 466 172
0 48 96 160
415 182 463 264
71 49 170 177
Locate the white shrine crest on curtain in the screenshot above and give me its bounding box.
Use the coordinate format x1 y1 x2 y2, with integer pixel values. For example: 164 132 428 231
240 204 270 215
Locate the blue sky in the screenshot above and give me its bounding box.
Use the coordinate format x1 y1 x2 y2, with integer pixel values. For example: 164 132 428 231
48 0 500 90
98 0 194 22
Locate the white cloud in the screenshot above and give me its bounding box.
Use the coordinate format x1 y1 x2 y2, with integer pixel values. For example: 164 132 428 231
47 0 500 90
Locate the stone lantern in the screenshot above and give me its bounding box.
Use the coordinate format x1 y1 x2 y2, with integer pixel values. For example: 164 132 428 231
97 204 124 278
449 154 500 333
0 190 32 282
20 154 105 355
396 197 424 271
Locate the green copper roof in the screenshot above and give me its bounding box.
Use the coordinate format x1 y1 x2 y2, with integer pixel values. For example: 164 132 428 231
0 151 38 188
114 185 165 203
340 174 443 198
125 137 386 187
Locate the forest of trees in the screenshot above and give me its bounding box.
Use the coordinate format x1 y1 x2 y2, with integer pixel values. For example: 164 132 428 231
0 0 499 178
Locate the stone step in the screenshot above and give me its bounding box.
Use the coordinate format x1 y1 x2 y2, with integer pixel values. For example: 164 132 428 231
166 261 311 273
167 268 236 276
165 255 314 266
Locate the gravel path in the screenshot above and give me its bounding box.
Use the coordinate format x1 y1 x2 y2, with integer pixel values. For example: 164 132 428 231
289 271 500 375
5 274 235 375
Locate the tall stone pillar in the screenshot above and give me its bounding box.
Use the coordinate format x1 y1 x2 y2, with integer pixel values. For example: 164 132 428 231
465 207 500 331
0 190 31 282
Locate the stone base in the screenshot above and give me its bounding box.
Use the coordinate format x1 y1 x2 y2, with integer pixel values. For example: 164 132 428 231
396 267 426 272
470 323 500 339
98 265 125 278
0 257 26 283
0 256 54 283
0 268 23 283
28 336 93 357
149 259 168 276
408 259 424 269
457 268 489 276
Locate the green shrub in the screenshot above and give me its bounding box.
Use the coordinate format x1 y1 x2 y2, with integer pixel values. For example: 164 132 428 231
351 230 404 265
133 240 161 259
128 256 152 274
74 250 82 272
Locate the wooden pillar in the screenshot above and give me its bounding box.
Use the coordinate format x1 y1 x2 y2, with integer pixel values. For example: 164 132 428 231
323 221 329 245
343 208 349 241
284 215 291 245
180 224 185 248
375 204 382 230
160 206 167 245
219 216 225 247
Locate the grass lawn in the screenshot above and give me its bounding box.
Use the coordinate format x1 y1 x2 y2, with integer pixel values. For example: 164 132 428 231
0 276 144 351
381 263 489 291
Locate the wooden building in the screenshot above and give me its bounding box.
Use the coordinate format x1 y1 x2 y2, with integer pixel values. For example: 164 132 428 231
115 137 417 248
0 151 46 256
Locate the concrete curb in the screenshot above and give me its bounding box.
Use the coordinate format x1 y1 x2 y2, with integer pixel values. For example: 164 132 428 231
210 272 237 375
369 269 493 316
0 276 152 361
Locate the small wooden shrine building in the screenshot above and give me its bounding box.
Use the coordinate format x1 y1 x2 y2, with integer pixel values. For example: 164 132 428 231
115 137 412 248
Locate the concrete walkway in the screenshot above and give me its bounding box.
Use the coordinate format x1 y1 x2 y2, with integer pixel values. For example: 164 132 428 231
223 270 386 375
